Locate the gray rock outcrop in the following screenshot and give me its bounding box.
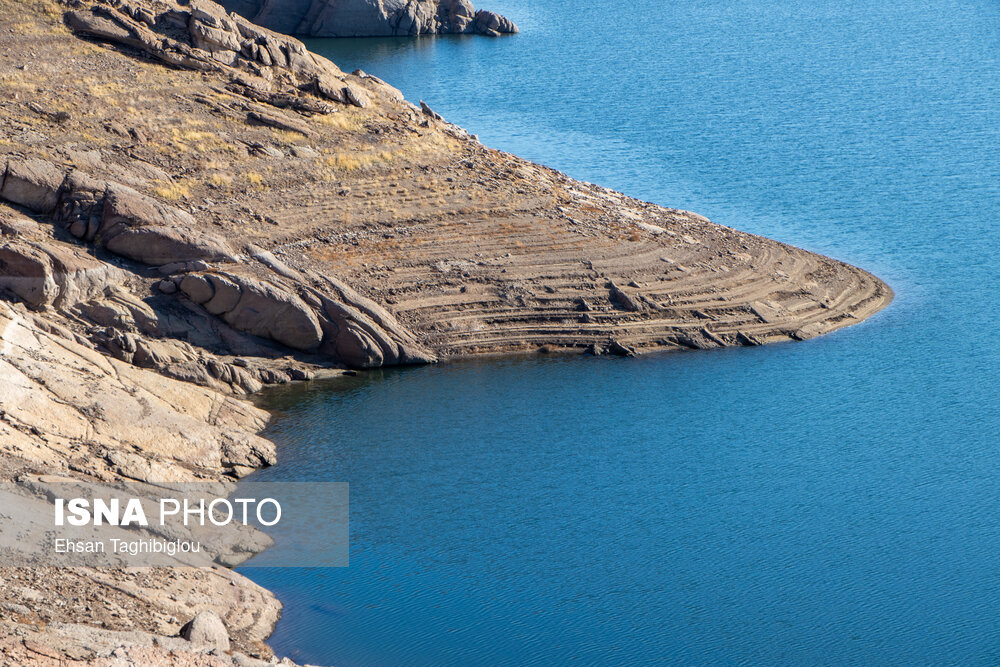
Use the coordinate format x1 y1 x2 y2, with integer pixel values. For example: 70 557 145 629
221 0 518 37
0 240 125 310
180 272 324 351
0 298 276 480
65 0 408 110
0 156 436 371
0 159 64 214
473 8 516 36
178 268 435 368
101 184 240 265
180 611 231 653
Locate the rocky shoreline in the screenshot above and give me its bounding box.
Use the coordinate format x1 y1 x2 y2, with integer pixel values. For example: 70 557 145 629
221 0 518 38
0 0 891 663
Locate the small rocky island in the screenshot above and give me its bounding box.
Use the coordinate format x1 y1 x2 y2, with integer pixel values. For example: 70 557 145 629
0 0 891 663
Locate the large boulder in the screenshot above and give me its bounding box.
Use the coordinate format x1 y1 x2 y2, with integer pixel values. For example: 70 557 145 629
203 273 243 315
188 7 242 61
317 298 389 368
449 0 475 32
104 225 238 266
0 243 56 308
473 8 517 35
66 4 230 73
320 272 435 357
0 159 66 214
175 268 434 368
73 287 161 335
65 6 167 63
309 272 436 367
179 272 324 351
179 274 215 304
179 611 231 653
65 0 370 93
100 184 238 266
222 277 324 350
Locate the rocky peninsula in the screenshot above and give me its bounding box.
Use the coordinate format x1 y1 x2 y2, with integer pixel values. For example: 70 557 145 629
0 0 891 662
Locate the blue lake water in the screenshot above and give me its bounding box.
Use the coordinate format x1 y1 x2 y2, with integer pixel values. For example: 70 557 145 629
242 0 1000 663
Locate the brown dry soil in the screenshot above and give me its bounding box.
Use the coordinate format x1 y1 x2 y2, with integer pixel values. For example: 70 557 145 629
0 0 892 663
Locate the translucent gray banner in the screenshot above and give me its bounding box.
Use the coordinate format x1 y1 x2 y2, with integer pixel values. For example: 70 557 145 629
0 477 347 567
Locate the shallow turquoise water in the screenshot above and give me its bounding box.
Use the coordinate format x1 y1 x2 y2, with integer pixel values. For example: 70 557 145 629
242 0 1000 663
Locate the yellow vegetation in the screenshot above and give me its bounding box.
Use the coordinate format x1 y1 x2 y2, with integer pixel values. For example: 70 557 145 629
81 80 125 100
176 130 217 143
153 181 191 201
208 173 233 188
314 111 364 132
163 126 235 154
270 128 304 143
321 148 400 175
0 0 63 18
0 72 36 92
0 0 66 34
324 154 363 172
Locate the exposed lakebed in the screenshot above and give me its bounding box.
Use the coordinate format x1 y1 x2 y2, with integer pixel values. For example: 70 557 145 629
243 0 1000 663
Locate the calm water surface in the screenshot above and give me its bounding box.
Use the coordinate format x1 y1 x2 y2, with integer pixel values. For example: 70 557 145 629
242 0 1000 663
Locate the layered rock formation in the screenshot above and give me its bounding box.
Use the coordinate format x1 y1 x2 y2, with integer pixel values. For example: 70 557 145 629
0 0 890 662
0 155 435 369
222 0 518 38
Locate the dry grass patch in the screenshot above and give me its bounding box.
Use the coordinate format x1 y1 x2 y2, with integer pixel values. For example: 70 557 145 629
176 130 217 143
0 0 63 19
314 110 364 132
324 154 364 172
0 0 67 34
80 78 126 100
162 124 235 154
0 72 38 92
269 128 305 143
153 181 191 201
208 173 233 188
321 148 401 176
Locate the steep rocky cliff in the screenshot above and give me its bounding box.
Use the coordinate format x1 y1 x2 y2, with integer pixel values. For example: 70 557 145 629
221 0 518 37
